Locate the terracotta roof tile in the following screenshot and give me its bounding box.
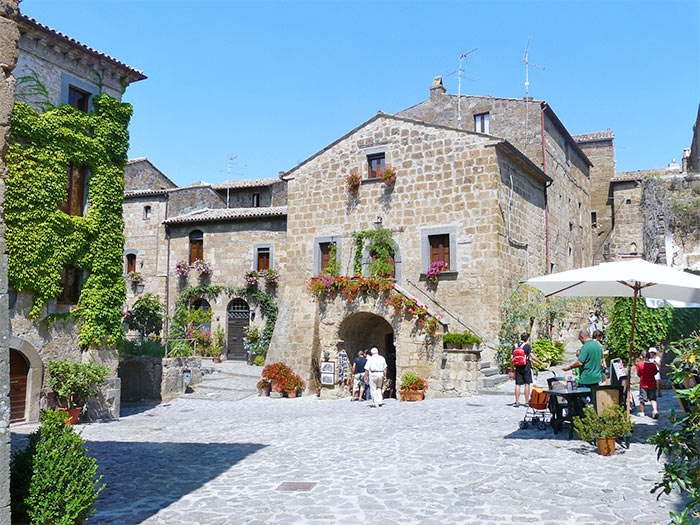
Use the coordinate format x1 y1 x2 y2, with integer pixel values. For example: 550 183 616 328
212 178 280 189
573 129 614 143
164 206 287 225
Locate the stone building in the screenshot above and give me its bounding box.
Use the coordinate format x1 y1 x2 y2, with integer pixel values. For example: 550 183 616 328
123 159 287 359
266 112 553 398
7 15 145 424
0 1 19 521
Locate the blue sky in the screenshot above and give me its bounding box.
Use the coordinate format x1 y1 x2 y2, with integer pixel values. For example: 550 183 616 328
21 0 700 186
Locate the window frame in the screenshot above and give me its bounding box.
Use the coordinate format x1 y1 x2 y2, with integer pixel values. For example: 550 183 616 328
189 230 204 264
57 266 82 305
126 253 137 274
252 193 261 207
68 85 90 112
314 236 341 276
60 73 98 112
367 153 385 180
474 112 490 134
421 226 458 277
362 241 401 281
253 244 273 271
143 206 152 220
61 164 87 216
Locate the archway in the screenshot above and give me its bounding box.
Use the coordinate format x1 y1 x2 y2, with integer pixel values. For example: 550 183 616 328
191 298 212 332
8 337 43 424
338 312 396 397
227 298 250 360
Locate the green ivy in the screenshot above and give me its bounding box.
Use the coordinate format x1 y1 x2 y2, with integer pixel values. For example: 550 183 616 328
352 228 394 277
173 284 278 353
6 95 132 347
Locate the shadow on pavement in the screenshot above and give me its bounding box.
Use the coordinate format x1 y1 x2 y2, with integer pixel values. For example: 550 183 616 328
86 440 267 523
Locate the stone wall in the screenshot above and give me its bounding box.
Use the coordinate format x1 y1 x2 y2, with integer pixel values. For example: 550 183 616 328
268 115 548 396
119 356 202 403
125 158 177 191
690 103 700 173
167 186 226 218
610 180 644 259
0 1 17 521
575 134 615 264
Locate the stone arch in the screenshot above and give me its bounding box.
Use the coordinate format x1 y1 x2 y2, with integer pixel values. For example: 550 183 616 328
338 311 396 396
9 336 43 424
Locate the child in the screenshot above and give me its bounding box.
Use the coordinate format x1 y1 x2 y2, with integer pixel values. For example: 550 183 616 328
636 349 659 419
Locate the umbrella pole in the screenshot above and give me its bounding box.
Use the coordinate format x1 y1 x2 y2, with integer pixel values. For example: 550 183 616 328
625 284 640 415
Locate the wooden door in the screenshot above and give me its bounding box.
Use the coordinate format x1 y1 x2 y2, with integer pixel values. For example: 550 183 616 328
227 299 249 360
10 349 28 423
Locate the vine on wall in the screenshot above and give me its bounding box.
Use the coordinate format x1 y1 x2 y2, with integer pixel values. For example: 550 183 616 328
6 95 133 347
352 228 394 277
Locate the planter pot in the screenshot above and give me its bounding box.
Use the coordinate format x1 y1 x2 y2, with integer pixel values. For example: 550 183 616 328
507 368 516 380
400 389 424 402
258 387 270 397
58 406 82 426
213 357 221 364
270 379 284 393
597 437 616 456
445 343 463 350
286 390 297 398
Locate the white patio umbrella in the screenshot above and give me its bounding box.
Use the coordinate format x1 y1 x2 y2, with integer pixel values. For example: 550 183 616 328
525 258 700 410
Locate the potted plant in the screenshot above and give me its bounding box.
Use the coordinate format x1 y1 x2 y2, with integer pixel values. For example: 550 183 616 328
573 405 634 456
46 359 110 425
443 330 482 349
345 171 361 193
399 371 427 402
380 166 397 185
425 260 446 284
244 269 259 288
261 361 294 393
262 268 279 287
174 260 190 277
257 379 271 396
192 259 213 276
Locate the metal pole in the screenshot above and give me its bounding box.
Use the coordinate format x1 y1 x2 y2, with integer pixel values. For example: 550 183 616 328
625 284 640 414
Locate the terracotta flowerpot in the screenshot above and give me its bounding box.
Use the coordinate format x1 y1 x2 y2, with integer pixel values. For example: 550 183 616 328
213 357 221 364
58 406 82 425
286 390 297 398
270 379 284 393
258 387 270 397
400 389 424 402
597 437 615 456
507 368 516 380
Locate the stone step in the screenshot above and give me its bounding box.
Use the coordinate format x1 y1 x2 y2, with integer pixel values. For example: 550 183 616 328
481 373 510 389
479 361 491 370
481 366 500 377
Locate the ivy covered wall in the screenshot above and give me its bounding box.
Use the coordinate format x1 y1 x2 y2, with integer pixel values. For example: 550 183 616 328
6 95 132 346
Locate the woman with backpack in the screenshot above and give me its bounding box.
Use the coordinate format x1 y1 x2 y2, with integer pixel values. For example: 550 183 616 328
513 332 549 407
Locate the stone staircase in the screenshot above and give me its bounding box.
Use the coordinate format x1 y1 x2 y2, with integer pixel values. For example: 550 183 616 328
479 360 509 390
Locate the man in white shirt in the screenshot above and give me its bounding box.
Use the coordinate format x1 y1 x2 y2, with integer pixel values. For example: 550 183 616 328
364 347 387 408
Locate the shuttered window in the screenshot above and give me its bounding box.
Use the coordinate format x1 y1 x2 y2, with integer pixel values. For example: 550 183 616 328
428 234 450 270
61 164 87 216
367 153 385 179
319 243 332 273
257 247 270 271
189 230 204 264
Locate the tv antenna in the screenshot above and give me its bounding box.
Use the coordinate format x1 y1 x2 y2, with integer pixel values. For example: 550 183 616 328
225 155 237 208
522 38 544 144
457 48 478 128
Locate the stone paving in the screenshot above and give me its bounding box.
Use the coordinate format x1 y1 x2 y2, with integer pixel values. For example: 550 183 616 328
13 362 685 524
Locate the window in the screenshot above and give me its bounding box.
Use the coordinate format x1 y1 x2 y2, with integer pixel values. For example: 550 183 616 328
370 250 395 278
143 206 152 220
58 267 81 305
367 153 385 179
61 164 87 216
252 193 260 207
474 113 490 134
126 254 136 274
319 242 333 273
569 222 573 232
256 247 270 271
591 212 598 228
68 86 90 112
428 234 450 270
189 230 204 264
626 199 632 205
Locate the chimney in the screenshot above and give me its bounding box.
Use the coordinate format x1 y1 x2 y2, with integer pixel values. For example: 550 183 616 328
683 148 691 173
430 76 446 101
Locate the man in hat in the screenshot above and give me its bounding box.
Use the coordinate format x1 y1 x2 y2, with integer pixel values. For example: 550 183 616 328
364 347 387 408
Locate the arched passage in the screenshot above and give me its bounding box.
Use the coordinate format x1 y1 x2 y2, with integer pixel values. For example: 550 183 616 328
8 337 43 424
339 312 396 397
227 298 250 360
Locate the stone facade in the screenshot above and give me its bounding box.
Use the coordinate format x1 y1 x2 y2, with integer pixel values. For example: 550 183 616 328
266 114 551 397
0 1 18 521
7 15 144 424
610 179 645 260
398 77 593 273
573 130 615 264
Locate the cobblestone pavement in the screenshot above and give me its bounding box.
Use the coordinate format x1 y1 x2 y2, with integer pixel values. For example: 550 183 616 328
14 362 684 524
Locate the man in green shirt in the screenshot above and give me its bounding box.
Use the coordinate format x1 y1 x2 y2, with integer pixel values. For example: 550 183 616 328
562 329 603 388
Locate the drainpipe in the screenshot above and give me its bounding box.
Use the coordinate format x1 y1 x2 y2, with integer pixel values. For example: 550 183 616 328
164 196 171 335
541 104 550 273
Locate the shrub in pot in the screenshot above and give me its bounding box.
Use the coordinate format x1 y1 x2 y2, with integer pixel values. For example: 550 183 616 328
443 330 482 349
47 359 110 424
573 405 634 456
399 371 427 401
11 410 103 524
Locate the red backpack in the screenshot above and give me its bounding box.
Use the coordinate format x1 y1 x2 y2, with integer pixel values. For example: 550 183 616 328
512 343 528 367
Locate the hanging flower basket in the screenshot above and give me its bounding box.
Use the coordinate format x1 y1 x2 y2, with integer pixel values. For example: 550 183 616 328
192 259 213 276
174 260 190 277
262 268 279 287
244 269 259 287
380 167 397 185
426 261 446 284
345 171 361 193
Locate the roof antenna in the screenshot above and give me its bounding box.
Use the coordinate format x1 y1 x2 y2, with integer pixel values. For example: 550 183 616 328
522 38 544 144
226 155 237 208
457 48 477 128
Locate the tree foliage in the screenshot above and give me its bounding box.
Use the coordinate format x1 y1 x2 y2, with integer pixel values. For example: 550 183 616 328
123 293 164 339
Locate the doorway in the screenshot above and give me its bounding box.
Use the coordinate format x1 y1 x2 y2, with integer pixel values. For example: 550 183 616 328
338 312 396 398
227 298 250 360
10 349 29 423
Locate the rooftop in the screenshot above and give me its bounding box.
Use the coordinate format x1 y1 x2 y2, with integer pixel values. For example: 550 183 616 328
164 206 288 225
612 166 682 183
213 178 280 190
573 129 615 143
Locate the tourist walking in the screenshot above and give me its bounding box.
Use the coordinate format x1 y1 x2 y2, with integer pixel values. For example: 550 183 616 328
636 349 659 418
364 347 387 408
351 350 367 401
512 332 548 407
562 329 603 389
650 347 663 397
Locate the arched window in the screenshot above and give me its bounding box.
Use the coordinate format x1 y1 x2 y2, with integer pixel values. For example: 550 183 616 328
143 206 152 220
192 299 210 312
126 253 136 274
189 230 204 264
